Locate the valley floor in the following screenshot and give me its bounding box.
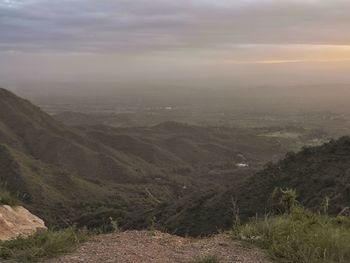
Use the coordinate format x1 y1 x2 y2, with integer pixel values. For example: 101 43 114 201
47 231 270 263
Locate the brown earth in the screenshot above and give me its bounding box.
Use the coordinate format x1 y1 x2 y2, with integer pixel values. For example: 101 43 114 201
48 230 271 263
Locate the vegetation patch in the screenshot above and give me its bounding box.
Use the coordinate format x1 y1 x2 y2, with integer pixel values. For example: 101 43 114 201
0 188 18 206
0 227 89 263
234 191 350 263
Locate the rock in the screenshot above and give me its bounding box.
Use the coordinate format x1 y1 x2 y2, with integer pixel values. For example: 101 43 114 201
0 205 47 241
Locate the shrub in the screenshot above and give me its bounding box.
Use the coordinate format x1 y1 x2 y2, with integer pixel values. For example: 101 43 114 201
0 227 89 263
0 189 18 206
234 206 350 263
279 188 298 212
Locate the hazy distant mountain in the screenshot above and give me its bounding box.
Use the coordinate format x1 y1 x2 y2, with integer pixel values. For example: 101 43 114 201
13 84 350 115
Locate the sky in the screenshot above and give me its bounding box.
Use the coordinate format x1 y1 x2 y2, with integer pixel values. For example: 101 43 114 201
1 0 350 88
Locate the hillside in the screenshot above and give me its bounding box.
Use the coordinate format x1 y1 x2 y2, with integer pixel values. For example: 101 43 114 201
1 87 350 262
0 88 142 183
152 137 350 236
0 88 303 231
240 136 350 215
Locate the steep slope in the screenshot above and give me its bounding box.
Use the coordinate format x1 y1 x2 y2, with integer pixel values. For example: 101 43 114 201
149 137 350 236
240 136 350 215
0 88 141 183
0 88 168 226
0 143 113 225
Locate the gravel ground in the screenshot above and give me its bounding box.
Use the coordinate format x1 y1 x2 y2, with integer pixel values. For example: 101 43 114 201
47 230 271 263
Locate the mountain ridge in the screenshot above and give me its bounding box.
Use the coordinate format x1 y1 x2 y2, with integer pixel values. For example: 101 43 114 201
0 87 339 236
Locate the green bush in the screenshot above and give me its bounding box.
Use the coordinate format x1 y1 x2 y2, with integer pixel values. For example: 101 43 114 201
0 189 18 206
0 227 89 263
234 206 350 263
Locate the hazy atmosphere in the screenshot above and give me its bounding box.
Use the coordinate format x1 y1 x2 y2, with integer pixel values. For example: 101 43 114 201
1 2 350 262
1 0 350 87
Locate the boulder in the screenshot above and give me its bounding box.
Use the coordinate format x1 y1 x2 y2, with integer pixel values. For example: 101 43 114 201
0 205 47 241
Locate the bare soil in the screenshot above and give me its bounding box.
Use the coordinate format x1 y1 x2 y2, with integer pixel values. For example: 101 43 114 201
48 230 272 263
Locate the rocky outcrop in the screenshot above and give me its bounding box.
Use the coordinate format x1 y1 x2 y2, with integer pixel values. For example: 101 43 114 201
0 205 47 241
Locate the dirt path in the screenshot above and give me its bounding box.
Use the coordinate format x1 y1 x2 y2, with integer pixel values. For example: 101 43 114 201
48 231 271 263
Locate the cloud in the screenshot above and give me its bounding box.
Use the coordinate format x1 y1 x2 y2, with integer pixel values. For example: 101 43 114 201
0 0 350 53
